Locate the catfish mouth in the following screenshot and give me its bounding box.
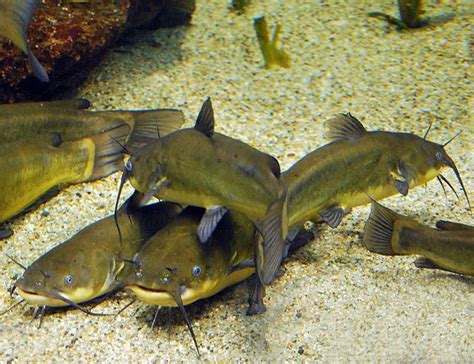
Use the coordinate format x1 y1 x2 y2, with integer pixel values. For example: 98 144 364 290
15 287 68 307
126 284 178 306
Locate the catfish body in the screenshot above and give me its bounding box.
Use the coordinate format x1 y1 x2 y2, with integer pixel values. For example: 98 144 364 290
14 198 183 307
0 0 48 81
127 98 287 285
363 200 474 276
123 207 256 307
0 126 128 224
283 114 465 228
0 99 184 151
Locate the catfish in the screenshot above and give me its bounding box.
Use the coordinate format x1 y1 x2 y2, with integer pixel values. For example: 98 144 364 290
121 207 258 355
123 98 288 285
0 0 48 81
283 113 470 230
0 99 185 152
363 200 474 276
10 194 183 322
0 125 128 237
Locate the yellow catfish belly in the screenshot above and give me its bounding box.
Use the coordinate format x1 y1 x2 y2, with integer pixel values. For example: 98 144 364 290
0 140 94 222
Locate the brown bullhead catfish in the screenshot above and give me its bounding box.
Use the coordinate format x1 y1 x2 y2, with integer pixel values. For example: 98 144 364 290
363 200 474 276
0 99 185 152
10 193 183 321
283 113 470 229
0 0 48 81
123 98 288 285
121 207 258 355
0 125 128 235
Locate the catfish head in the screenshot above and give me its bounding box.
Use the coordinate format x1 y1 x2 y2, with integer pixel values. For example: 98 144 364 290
14 247 114 310
397 133 470 208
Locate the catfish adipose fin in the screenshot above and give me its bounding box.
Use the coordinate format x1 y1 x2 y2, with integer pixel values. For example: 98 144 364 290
0 0 48 82
436 220 474 232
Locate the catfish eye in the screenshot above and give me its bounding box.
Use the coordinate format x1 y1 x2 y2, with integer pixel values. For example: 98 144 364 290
64 275 74 285
192 266 202 277
436 151 443 160
125 159 133 171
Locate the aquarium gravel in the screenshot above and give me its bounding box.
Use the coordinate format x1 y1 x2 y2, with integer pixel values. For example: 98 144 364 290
1 0 472 361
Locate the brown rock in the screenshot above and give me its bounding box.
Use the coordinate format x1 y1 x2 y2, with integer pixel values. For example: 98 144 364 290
0 0 195 103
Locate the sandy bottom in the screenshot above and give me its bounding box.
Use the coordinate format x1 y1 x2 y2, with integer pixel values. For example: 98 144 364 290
1 0 472 361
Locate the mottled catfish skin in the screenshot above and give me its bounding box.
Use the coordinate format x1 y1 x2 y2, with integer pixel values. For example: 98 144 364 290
364 200 474 276
0 125 128 225
0 99 185 151
126 98 287 285
14 196 183 308
283 113 469 229
0 0 48 81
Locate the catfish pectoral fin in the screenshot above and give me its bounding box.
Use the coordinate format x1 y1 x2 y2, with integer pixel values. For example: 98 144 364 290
246 278 266 316
414 257 444 271
258 190 288 285
391 160 411 196
197 206 228 243
0 226 13 240
320 206 345 228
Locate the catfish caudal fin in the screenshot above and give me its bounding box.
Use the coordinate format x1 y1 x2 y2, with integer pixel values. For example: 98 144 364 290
258 187 288 285
0 0 48 81
323 113 368 142
363 200 400 255
27 49 48 82
88 125 130 181
194 97 214 137
125 109 185 153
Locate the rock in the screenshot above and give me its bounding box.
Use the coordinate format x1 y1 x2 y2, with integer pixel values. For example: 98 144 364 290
0 0 196 103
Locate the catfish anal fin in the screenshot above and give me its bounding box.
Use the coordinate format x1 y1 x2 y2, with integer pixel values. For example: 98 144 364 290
194 97 214 137
414 257 444 271
0 226 13 240
197 206 228 243
320 206 345 228
247 278 266 316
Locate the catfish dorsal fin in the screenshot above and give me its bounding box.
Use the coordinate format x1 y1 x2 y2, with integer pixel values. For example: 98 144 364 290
323 113 368 142
194 97 215 137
